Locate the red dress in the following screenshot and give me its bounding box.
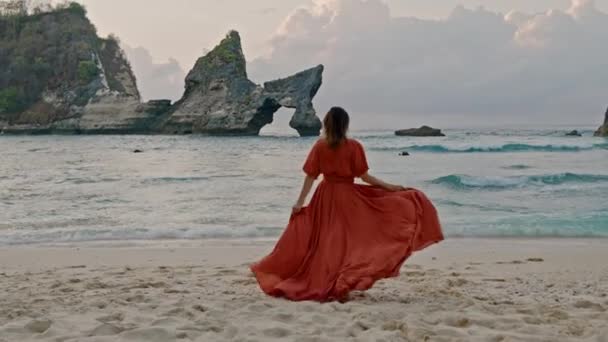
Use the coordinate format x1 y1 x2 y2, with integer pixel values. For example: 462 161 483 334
251 138 443 302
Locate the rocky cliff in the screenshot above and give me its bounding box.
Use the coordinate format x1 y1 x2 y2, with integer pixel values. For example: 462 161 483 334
0 5 324 136
163 31 323 136
594 107 608 137
0 3 163 133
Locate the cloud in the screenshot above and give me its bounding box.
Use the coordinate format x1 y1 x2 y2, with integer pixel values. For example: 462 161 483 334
249 0 608 126
258 7 278 15
122 44 185 102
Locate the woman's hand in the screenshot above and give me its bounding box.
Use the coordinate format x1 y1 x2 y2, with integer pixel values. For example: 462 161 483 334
292 175 315 216
361 173 413 193
292 201 305 215
386 184 407 192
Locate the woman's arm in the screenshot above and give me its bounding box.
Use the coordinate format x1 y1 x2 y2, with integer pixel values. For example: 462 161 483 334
360 172 406 192
292 175 316 214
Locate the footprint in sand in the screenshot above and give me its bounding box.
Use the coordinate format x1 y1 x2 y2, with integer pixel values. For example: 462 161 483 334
346 322 369 337
85 280 110 290
125 294 147 303
214 269 238 276
263 327 291 338
151 317 182 327
443 316 471 328
573 300 604 311
192 304 207 313
546 309 569 321
96 312 125 323
163 307 195 320
164 288 189 294
24 319 52 334
382 320 408 333
523 316 544 325
59 286 75 293
119 327 173 342
273 313 294 323
483 278 506 283
224 325 239 339
89 323 125 336
93 300 108 309
232 278 257 286
446 278 467 287
496 260 524 265
248 303 274 312
128 281 167 290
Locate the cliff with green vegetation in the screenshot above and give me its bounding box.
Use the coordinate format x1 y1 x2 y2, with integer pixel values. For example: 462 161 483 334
0 1 159 133
0 3 99 118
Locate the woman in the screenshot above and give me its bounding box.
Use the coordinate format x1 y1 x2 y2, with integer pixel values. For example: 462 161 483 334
251 107 443 302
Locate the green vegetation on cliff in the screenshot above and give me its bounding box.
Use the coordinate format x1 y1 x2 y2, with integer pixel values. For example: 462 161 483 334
78 60 99 84
0 86 20 113
0 1 136 122
191 31 247 82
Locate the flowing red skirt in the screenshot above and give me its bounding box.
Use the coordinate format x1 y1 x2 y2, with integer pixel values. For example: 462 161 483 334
251 180 444 302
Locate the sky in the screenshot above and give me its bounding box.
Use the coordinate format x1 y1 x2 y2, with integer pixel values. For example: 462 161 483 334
68 0 608 129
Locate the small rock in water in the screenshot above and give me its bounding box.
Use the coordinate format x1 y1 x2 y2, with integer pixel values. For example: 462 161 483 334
527 258 544 262
565 130 582 137
133 149 144 153
395 125 445 137
399 151 410 156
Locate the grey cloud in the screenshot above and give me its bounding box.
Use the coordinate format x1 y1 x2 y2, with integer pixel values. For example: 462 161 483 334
249 0 608 126
122 44 185 102
258 7 278 15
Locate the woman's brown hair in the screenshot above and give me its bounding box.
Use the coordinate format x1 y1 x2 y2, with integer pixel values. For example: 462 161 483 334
323 107 350 149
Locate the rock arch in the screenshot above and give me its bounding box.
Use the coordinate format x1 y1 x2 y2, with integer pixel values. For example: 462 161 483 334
163 31 323 136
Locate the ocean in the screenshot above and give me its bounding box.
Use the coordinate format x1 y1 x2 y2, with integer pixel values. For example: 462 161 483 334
1 127 607 245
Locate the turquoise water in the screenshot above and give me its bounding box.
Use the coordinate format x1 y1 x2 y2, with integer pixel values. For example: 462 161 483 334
0 128 607 245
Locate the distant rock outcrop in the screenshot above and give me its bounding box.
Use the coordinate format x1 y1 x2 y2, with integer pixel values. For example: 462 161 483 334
164 31 323 136
594 107 608 137
395 126 446 137
565 130 582 137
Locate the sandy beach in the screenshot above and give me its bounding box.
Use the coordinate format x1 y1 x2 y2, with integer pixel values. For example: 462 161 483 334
1 238 607 342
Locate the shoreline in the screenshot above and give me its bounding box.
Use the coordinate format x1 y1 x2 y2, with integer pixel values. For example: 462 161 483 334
2 235 608 250
1 238 607 341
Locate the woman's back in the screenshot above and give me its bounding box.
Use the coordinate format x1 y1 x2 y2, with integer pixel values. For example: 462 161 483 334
303 138 369 180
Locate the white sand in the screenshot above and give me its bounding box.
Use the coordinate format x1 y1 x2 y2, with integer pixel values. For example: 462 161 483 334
1 238 607 342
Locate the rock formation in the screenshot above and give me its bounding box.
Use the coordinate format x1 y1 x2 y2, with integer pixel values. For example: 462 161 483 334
163 31 323 136
0 5 324 137
594 107 608 137
395 126 446 137
565 130 582 137
0 5 164 134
